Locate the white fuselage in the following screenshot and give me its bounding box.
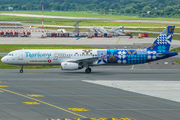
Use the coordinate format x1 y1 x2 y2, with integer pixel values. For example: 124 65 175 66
1 49 104 66
1 48 177 67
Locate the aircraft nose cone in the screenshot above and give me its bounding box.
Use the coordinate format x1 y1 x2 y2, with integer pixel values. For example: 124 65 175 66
1 57 5 63
1 57 7 63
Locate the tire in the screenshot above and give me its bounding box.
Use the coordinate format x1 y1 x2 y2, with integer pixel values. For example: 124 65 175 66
20 69 23 73
89 68 91 73
85 68 91 73
85 69 88 73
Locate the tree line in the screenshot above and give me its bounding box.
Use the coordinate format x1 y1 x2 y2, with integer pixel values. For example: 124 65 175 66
1 0 180 18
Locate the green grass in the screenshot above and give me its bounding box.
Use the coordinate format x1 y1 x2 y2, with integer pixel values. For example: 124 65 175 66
43 21 180 27
125 28 180 33
1 14 180 27
2 11 180 21
175 60 180 64
0 44 101 53
169 47 180 64
171 47 180 53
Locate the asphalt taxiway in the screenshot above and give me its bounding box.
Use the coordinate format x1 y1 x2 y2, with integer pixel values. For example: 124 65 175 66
0 68 180 120
1 36 180 46
0 33 180 120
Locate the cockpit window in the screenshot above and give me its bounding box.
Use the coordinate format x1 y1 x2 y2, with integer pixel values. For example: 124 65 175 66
8 54 13 56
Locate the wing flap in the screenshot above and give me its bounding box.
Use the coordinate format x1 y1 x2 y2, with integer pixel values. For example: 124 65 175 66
67 57 99 64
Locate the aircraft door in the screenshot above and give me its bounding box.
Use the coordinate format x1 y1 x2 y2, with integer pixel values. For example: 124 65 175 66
53 52 58 60
18 51 23 60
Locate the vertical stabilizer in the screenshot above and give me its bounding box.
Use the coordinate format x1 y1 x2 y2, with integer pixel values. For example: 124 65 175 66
147 26 175 52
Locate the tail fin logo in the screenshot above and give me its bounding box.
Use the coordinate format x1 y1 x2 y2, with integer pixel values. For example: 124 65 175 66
150 43 157 49
167 26 175 35
147 26 175 52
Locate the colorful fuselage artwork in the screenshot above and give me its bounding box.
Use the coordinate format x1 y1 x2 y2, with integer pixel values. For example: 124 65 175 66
97 49 151 64
96 26 176 65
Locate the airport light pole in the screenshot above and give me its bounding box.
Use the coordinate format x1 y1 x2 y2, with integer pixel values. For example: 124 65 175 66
42 2 43 30
14 16 16 29
139 14 140 34
138 14 141 38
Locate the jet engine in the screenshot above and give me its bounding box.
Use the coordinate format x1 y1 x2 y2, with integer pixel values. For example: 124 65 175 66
61 62 83 70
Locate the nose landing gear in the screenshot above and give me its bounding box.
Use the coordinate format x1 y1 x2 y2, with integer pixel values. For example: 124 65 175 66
20 65 23 73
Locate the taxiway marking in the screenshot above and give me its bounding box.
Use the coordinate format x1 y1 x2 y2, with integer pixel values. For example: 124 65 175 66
116 38 120 44
131 65 134 70
46 118 135 120
27 94 44 97
68 108 89 111
16 86 102 88
0 88 87 118
0 85 9 87
23 102 40 105
19 38 32 44
96 109 180 111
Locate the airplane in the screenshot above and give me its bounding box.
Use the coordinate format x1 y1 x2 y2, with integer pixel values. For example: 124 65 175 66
1 26 178 73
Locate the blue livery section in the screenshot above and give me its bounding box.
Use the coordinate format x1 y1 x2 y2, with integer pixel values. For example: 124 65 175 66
147 26 175 52
96 26 177 65
106 49 147 64
25 52 51 59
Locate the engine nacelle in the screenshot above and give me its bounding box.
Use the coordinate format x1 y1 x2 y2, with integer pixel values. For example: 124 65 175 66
61 62 83 70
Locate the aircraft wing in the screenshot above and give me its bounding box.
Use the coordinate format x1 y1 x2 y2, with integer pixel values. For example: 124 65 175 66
67 57 99 64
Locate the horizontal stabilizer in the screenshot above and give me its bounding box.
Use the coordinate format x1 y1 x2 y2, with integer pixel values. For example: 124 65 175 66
156 52 175 57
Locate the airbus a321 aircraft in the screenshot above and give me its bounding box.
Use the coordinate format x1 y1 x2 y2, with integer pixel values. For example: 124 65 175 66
1 26 178 73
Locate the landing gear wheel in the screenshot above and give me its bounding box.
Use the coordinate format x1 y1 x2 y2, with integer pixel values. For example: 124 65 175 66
20 69 23 73
20 65 24 73
89 68 91 73
85 68 91 73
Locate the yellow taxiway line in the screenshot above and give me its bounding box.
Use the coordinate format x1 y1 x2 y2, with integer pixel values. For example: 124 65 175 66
0 88 87 118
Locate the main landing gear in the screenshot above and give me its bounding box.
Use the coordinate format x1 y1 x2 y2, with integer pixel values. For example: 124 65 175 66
20 65 23 73
85 68 91 73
